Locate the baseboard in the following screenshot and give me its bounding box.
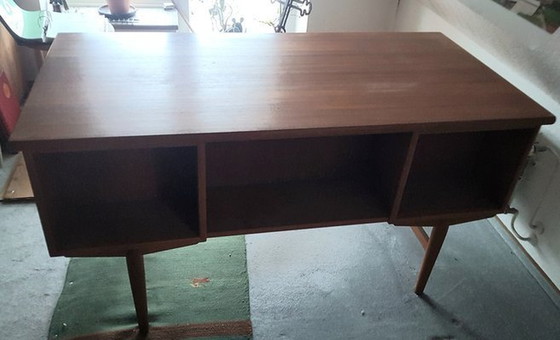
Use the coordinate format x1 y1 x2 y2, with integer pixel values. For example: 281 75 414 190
489 217 560 307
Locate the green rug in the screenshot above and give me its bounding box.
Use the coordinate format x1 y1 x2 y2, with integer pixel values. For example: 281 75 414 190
48 236 251 339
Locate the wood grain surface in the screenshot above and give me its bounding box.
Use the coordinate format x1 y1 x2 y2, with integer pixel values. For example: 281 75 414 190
10 32 554 151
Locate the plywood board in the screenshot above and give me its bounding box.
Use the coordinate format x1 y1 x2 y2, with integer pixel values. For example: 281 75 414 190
2 152 33 200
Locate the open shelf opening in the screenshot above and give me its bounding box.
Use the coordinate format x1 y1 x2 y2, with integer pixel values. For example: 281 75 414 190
397 129 535 219
32 147 200 253
206 134 411 235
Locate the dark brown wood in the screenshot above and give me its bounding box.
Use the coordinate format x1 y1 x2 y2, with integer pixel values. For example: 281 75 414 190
393 209 499 228
28 147 201 256
126 250 149 335
411 226 429 250
10 33 554 151
415 225 450 295
397 129 538 220
207 180 388 236
391 133 419 220
206 134 409 233
8 33 556 331
198 143 208 239
20 152 61 256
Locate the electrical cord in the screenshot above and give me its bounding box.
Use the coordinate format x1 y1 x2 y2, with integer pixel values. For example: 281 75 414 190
505 207 532 241
506 143 560 242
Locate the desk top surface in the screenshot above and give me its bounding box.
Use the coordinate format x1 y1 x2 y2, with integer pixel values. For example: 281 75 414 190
11 32 555 150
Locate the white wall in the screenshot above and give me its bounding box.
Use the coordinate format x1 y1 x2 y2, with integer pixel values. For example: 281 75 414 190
307 0 398 32
395 0 560 289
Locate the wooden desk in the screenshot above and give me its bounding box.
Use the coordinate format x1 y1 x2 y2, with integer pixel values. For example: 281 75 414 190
10 32 555 334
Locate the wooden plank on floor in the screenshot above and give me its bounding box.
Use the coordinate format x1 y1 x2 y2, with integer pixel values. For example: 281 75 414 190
2 152 33 200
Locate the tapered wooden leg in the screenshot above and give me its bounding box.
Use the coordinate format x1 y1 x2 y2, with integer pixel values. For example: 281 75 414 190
126 250 149 334
411 226 429 250
414 225 449 295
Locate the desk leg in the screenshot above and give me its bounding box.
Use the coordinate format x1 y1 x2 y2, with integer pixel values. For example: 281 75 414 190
411 226 429 250
414 224 449 295
126 250 149 334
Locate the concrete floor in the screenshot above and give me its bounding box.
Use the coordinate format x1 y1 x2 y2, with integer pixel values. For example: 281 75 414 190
1 152 559 339
247 222 560 339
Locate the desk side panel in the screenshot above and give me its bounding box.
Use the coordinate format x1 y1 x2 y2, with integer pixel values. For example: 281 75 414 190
393 127 538 225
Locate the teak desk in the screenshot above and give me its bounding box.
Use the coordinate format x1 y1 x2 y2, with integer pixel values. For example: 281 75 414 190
10 32 555 334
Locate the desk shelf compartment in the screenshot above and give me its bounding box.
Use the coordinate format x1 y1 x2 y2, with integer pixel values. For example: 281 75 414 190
396 128 536 222
206 134 411 235
31 147 200 255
